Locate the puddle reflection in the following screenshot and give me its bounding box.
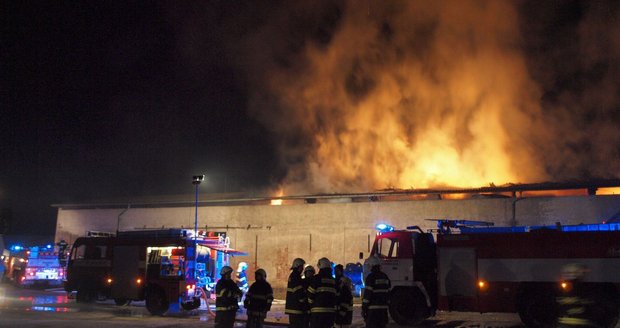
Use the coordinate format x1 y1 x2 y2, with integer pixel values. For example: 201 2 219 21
14 292 72 312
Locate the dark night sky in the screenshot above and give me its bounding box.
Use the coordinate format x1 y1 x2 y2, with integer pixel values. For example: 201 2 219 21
2 1 619 237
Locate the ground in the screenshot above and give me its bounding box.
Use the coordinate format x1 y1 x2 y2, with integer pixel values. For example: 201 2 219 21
0 283 530 327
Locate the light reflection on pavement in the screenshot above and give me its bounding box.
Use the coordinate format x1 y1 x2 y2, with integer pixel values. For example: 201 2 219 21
0 283 532 327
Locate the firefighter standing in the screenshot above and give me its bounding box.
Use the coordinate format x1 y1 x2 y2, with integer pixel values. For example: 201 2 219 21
334 264 353 328
215 266 242 328
236 262 249 294
303 265 316 280
556 263 612 327
302 265 316 328
244 268 273 328
286 258 308 328
308 257 337 328
363 256 391 328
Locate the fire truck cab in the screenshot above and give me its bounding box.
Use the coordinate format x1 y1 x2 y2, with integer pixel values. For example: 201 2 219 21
363 220 620 327
65 229 246 315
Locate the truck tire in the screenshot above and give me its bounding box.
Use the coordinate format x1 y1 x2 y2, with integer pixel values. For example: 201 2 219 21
145 286 169 315
389 288 428 326
76 286 96 303
517 288 557 328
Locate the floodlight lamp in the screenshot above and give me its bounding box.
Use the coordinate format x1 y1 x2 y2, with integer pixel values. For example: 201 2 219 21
192 175 205 185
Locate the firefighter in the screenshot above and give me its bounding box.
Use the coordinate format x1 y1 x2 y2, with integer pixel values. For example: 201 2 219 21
236 262 249 294
308 257 337 328
334 264 353 328
303 265 316 280
286 258 308 328
363 256 390 328
215 265 242 328
244 268 273 328
556 263 613 327
302 265 316 328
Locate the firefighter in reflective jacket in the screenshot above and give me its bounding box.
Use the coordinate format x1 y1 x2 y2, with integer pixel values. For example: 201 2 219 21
244 268 273 328
286 258 308 328
334 264 353 328
556 263 616 328
215 266 242 328
363 256 391 328
236 262 249 294
302 265 316 327
308 257 337 328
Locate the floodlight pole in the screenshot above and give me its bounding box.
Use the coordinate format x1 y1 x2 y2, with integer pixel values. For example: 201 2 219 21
192 175 205 279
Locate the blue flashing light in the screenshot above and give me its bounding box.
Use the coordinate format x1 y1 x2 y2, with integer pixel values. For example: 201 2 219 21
10 245 23 251
375 223 394 233
46 244 52 249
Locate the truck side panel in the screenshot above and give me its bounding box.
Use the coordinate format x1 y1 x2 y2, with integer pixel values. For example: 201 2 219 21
437 247 477 311
112 246 142 300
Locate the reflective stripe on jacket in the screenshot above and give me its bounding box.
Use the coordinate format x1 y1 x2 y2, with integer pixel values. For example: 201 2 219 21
215 278 242 312
308 268 337 314
363 271 391 312
285 271 307 315
245 279 274 317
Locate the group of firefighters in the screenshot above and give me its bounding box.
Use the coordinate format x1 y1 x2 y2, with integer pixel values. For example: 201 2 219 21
212 256 390 328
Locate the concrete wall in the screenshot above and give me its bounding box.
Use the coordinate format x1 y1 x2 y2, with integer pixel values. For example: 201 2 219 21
54 195 620 295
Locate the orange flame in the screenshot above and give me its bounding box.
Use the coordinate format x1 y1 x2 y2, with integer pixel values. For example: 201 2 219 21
256 1 549 193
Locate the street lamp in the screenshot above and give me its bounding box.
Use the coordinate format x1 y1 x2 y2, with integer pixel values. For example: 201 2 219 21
192 175 205 281
192 175 205 243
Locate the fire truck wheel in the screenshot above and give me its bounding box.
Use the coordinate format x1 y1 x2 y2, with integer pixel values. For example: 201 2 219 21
516 288 557 328
145 286 169 315
114 298 131 306
76 287 96 303
389 288 428 326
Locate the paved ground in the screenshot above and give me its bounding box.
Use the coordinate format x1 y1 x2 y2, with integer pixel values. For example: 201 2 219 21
0 283 527 327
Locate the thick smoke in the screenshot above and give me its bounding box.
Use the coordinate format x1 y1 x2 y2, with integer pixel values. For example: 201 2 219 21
172 1 620 194
242 1 551 193
520 0 620 181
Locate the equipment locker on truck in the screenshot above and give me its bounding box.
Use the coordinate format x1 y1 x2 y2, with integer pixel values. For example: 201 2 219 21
362 220 620 327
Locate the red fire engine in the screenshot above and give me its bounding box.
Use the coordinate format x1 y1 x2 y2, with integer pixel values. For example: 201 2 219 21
363 220 620 327
64 229 246 315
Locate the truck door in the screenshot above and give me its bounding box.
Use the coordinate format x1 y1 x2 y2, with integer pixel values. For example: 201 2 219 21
374 233 412 286
112 246 142 300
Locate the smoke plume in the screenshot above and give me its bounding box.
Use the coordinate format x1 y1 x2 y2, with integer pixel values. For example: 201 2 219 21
173 1 620 194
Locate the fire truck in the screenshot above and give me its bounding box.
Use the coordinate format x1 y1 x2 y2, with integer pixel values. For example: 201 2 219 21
363 220 620 327
4 245 65 287
64 229 246 315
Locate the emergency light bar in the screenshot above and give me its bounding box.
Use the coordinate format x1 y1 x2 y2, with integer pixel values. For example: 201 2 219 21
375 223 394 233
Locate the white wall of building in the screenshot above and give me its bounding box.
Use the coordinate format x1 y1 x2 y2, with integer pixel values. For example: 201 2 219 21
54 195 620 295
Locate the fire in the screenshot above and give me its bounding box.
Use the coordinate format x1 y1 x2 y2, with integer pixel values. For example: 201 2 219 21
597 187 620 195
251 1 550 193
270 189 284 205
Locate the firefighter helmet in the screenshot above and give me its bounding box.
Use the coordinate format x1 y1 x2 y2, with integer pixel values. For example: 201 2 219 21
220 266 233 276
255 268 267 279
238 262 248 272
317 257 332 270
303 265 316 276
367 255 381 267
290 258 306 270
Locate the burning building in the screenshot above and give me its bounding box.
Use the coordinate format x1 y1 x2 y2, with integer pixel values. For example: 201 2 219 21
53 181 620 296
